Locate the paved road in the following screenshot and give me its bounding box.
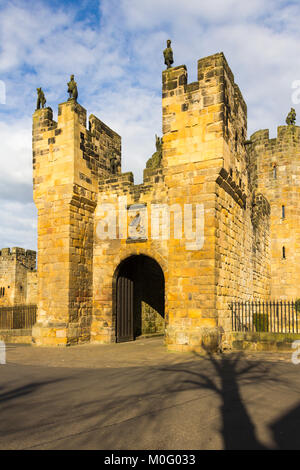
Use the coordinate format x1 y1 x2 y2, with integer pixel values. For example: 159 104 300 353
0 338 299 450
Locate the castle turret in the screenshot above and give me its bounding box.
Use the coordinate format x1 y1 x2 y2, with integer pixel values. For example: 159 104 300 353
32 99 121 345
162 53 269 350
248 124 300 299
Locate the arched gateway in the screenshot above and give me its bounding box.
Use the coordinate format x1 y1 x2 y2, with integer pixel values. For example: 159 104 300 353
114 255 165 342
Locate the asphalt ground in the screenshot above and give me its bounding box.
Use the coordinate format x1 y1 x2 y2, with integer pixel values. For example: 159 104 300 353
0 338 299 450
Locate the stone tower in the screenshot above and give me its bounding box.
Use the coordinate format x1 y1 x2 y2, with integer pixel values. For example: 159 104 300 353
161 53 269 349
32 100 120 345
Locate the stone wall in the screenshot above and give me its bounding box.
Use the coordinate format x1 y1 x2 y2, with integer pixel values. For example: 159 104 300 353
215 172 270 336
248 126 300 299
0 248 37 306
92 168 168 344
26 271 38 304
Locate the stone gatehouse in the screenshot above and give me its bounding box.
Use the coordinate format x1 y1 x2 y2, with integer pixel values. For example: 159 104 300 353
27 52 300 351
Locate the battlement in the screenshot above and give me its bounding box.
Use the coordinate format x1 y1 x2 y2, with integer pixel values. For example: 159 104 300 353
33 100 121 195
162 52 247 117
162 52 248 195
98 166 165 203
249 125 300 149
0 247 36 270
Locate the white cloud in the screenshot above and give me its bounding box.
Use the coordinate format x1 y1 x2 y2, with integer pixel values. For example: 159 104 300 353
0 119 32 184
1 0 300 248
0 200 37 250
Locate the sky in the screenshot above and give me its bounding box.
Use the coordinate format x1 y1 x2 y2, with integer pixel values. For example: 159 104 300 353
0 0 300 250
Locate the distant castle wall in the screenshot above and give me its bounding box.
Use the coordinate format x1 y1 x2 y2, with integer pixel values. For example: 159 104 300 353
248 125 300 299
0 248 37 306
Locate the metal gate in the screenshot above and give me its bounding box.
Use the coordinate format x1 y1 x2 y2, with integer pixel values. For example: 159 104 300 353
116 276 134 342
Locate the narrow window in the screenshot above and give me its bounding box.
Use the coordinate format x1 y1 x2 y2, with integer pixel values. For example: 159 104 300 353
282 246 286 259
273 165 277 179
282 205 285 219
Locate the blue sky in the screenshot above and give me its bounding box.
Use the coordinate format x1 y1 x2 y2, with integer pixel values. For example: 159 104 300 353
0 0 300 250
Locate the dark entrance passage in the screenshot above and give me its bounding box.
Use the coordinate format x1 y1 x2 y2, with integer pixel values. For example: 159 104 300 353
115 255 165 343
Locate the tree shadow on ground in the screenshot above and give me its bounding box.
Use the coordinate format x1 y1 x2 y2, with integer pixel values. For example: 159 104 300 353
0 351 299 450
0 380 64 405
269 402 300 449
160 349 296 450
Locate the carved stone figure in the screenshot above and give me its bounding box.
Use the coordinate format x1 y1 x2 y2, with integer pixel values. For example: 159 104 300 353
146 135 162 169
163 39 174 69
286 108 296 126
67 74 78 102
36 88 46 110
110 155 118 174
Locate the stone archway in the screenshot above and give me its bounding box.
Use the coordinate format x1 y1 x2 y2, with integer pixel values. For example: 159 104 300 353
114 255 165 342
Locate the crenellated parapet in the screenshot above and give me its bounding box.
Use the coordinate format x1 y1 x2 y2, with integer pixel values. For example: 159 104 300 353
162 53 248 187
98 167 165 200
33 101 121 202
247 124 300 193
0 247 36 271
249 125 300 147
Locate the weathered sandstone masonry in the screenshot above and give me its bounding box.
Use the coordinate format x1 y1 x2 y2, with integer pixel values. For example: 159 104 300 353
32 100 120 345
89 53 270 351
0 248 37 306
248 125 300 299
29 51 299 351
161 53 270 349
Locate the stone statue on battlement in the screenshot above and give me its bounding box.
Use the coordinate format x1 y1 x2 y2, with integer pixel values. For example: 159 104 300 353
163 39 174 69
67 74 78 102
146 135 162 169
286 108 296 126
36 88 46 110
110 155 118 174
108 149 120 174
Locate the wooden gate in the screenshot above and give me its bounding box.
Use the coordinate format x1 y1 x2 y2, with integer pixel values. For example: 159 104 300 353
116 276 134 342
